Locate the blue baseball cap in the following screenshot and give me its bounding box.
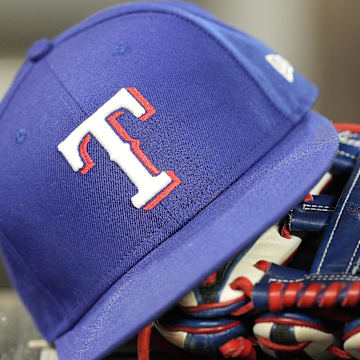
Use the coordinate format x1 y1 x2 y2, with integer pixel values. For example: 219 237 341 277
0 2 338 359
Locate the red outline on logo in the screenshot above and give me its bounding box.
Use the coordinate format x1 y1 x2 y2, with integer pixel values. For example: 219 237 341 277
107 110 160 175
127 87 156 121
79 134 95 174
79 88 180 210
143 171 181 210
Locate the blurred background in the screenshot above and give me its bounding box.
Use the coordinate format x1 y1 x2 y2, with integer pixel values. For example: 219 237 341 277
0 0 359 286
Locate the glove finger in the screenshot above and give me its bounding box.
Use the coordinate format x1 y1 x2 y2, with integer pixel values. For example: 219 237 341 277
154 309 249 355
253 312 336 360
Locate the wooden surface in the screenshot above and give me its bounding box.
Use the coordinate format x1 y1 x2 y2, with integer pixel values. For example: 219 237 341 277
0 290 168 360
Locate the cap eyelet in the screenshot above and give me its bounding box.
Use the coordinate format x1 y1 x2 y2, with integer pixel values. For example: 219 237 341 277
27 38 53 62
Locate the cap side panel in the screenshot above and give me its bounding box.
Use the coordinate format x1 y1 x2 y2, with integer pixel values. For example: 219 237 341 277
0 229 68 338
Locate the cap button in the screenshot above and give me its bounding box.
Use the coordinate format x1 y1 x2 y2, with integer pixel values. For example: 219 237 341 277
27 39 53 62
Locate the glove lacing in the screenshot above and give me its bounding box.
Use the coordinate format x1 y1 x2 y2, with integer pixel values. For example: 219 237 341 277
137 324 257 360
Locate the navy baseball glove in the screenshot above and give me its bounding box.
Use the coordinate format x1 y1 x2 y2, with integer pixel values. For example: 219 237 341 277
251 123 360 359
138 124 360 360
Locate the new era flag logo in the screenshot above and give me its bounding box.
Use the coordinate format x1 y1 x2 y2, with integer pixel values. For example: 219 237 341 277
265 54 294 83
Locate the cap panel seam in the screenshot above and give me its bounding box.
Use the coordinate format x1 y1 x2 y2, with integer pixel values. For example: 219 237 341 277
44 58 88 119
45 10 297 226
44 58 181 228
50 9 305 123
45 51 278 241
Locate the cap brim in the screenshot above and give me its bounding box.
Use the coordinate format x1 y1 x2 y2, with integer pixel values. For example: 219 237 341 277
56 111 338 360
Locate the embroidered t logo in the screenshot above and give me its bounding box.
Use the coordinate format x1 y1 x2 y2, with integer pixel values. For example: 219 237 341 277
58 87 180 210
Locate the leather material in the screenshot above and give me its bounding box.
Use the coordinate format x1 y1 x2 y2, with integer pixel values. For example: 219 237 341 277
253 312 336 360
155 309 249 354
252 152 360 309
155 125 360 360
289 130 360 236
252 278 360 313
250 125 360 359
333 130 360 173
261 263 306 283
311 156 360 275
289 195 336 233
344 318 360 359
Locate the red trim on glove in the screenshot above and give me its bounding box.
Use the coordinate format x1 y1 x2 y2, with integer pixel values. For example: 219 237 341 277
328 345 353 359
220 337 257 359
280 223 291 239
258 336 309 352
342 282 360 307
165 320 242 335
137 324 152 360
319 282 346 308
268 282 285 312
343 326 360 341
297 283 324 308
334 123 360 134
283 282 304 308
254 260 271 273
230 301 255 316
231 277 253 297
203 272 218 285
